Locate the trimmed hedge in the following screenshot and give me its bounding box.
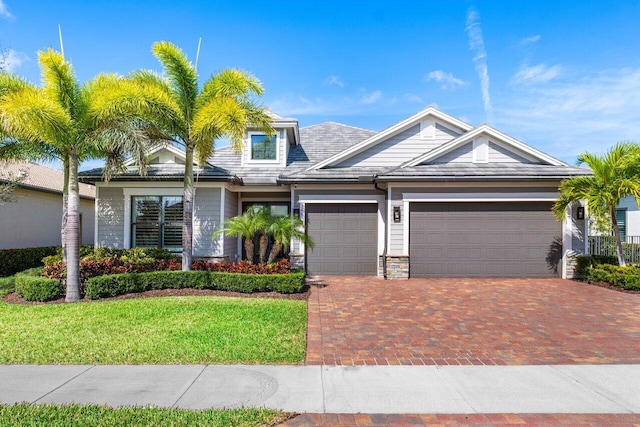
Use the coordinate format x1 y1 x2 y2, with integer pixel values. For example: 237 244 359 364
0 246 58 277
584 263 640 291
85 270 306 300
15 274 63 302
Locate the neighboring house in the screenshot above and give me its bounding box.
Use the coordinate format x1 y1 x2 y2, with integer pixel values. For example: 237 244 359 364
615 196 640 241
80 107 591 279
0 161 95 249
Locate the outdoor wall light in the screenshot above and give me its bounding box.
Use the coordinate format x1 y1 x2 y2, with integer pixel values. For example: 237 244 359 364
293 208 300 218
576 206 585 220
393 206 401 223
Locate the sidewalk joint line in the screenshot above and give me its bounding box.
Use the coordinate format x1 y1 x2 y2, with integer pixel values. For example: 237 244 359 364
32 365 96 404
171 364 207 409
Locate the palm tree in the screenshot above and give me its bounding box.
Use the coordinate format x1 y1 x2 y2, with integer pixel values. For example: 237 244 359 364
0 50 149 301
553 142 640 266
213 206 268 262
108 41 273 270
267 215 314 264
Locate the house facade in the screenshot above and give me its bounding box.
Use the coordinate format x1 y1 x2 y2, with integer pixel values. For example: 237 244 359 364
80 107 591 279
0 161 95 249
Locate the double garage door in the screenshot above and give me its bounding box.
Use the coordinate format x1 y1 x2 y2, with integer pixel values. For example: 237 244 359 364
304 201 561 277
305 204 378 275
409 202 561 277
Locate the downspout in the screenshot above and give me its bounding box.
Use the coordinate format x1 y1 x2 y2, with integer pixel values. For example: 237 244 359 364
374 177 388 279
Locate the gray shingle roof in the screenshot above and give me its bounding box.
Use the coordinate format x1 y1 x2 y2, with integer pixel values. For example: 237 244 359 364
3 160 95 198
79 164 234 182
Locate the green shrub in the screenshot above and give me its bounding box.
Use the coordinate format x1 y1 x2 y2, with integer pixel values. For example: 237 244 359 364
585 263 640 290
85 270 306 299
15 275 63 302
0 246 58 277
575 255 619 278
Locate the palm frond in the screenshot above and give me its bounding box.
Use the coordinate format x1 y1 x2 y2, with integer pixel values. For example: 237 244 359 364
198 69 264 107
0 86 74 152
151 41 198 122
0 73 33 98
38 49 79 116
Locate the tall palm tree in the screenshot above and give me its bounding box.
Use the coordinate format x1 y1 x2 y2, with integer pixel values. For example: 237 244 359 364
553 142 640 266
267 215 314 264
0 50 149 301
107 41 273 270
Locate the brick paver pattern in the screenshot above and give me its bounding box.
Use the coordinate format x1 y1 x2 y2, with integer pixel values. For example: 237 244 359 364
305 277 640 366
280 413 640 426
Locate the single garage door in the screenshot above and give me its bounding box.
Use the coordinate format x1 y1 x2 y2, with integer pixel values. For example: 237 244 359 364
306 204 378 275
410 202 561 277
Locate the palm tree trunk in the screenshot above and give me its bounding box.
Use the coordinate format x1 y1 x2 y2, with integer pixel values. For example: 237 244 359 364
65 150 81 302
244 237 255 263
61 155 69 264
182 145 194 271
267 242 282 264
611 206 626 267
259 233 269 264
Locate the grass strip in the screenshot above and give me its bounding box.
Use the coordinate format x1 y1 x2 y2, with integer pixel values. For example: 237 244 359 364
0 403 292 427
0 296 306 364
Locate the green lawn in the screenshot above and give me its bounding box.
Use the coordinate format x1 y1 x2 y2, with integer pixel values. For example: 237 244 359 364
0 404 292 427
0 296 307 364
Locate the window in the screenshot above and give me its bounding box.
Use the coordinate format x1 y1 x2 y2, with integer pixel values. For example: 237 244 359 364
132 196 183 251
251 134 277 160
615 209 627 242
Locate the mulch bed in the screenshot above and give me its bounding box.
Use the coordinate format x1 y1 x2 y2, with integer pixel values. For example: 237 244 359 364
2 286 310 305
580 280 640 294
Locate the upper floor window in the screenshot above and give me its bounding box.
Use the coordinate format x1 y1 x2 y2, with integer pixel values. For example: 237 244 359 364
251 134 277 160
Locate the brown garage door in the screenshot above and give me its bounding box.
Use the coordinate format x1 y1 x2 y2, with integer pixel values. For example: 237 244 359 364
410 202 561 277
306 204 378 275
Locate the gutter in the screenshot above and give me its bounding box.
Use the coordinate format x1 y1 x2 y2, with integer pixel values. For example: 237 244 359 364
373 176 388 279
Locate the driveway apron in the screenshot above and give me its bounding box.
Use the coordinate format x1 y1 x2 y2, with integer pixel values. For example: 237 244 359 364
305 277 640 366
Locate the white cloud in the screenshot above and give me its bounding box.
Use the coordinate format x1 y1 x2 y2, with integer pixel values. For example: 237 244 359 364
519 35 541 46
465 7 493 124
497 67 640 161
323 75 344 87
512 63 562 85
0 1 12 19
359 88 381 104
404 93 424 103
425 70 467 90
2 49 29 72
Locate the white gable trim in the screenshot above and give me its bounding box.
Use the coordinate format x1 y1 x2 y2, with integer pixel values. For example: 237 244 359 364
124 144 191 167
307 106 473 171
404 124 566 167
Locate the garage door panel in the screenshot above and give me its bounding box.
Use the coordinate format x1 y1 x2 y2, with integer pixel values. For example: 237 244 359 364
306 204 378 276
410 202 561 278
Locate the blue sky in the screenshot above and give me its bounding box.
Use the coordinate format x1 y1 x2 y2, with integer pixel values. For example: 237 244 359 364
1 0 640 170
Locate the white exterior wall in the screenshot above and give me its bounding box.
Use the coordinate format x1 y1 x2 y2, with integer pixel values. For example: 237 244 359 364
0 188 94 249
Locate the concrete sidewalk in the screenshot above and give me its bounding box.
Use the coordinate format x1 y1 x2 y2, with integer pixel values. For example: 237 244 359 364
1 364 639 414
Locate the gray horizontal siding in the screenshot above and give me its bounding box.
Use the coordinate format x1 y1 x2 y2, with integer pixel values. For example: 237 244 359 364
489 142 534 163
336 124 458 168
430 143 473 164
389 201 404 254
97 186 124 249
193 188 221 256
571 204 586 254
224 189 238 259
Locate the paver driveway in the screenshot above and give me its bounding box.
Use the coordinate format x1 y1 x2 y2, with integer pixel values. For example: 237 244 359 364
305 277 640 365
